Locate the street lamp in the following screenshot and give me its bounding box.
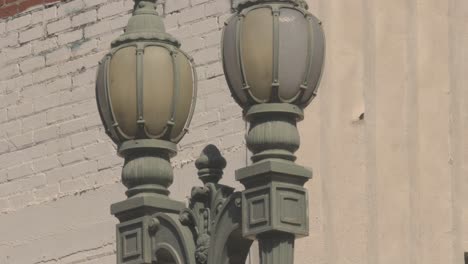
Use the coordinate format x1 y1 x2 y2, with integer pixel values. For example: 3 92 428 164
95 0 324 263
222 0 324 109
222 0 324 263
96 0 197 198
95 1 198 263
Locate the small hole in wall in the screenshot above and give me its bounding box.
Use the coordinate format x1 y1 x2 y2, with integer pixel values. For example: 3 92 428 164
359 113 365 120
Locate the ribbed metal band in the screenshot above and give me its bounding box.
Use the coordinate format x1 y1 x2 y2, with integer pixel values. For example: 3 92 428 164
271 6 280 101
100 55 120 143
237 14 251 102
136 44 145 136
235 0 308 11
105 52 131 141
244 103 304 121
172 51 197 143
118 139 178 157
239 6 270 104
164 48 178 139
301 15 313 92
300 14 325 107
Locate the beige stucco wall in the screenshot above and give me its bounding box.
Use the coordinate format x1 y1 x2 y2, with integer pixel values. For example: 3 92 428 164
296 0 468 263
0 0 467 263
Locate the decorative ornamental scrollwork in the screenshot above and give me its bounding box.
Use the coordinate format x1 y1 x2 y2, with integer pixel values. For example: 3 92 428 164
180 183 235 263
179 145 252 264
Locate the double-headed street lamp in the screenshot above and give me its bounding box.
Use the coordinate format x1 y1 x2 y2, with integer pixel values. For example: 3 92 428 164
95 0 324 263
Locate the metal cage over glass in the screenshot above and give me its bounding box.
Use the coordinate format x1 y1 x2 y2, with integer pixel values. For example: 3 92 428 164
222 2 325 108
95 1 197 145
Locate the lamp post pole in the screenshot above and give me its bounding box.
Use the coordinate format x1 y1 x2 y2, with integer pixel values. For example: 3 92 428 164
95 0 324 263
236 104 311 264
222 0 324 261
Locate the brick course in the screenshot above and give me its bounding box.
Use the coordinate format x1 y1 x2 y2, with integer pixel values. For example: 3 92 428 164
0 0 59 18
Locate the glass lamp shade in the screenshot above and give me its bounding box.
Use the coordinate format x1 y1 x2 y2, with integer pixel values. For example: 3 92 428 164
222 3 325 108
96 43 197 144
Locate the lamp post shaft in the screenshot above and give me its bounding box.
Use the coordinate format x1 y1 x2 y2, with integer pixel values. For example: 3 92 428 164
236 104 311 264
222 1 324 261
246 109 301 264
259 233 295 264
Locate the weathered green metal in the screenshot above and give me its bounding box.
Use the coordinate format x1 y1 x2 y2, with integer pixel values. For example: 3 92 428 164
222 1 324 262
180 145 253 264
194 144 227 184
243 104 303 162
272 5 280 95
112 200 197 264
222 2 325 108
111 0 179 48
258 232 295 264
95 0 197 145
95 0 325 262
236 105 312 236
235 0 309 11
111 137 199 264
118 139 176 197
95 1 200 263
235 104 312 264
96 44 197 144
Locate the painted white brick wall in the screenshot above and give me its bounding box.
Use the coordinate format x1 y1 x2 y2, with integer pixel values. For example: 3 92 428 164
0 0 246 263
